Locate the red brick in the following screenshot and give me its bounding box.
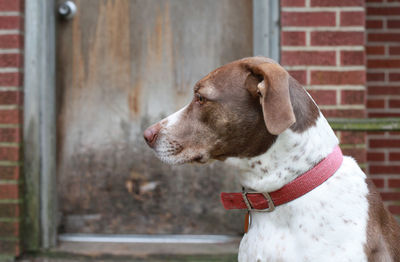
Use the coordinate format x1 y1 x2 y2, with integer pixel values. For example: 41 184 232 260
281 0 305 6
367 73 385 82
389 152 400 161
0 91 21 105
0 17 21 30
380 192 400 201
322 109 365 118
367 7 400 16
389 46 400 55
340 11 365 26
0 34 23 49
0 222 18 237
367 152 385 161
366 46 385 55
342 147 366 163
0 203 19 217
281 31 306 46
366 20 383 29
389 73 400 82
366 0 383 2
311 0 363 6
341 90 365 105
282 12 336 27
0 0 23 11
368 59 400 68
287 70 306 85
388 20 400 28
369 112 400 117
0 73 21 86
0 166 19 180
371 178 384 188
281 51 336 66
0 109 20 124
368 33 400 42
0 147 19 161
389 99 400 108
311 71 365 85
370 139 400 148
388 205 400 215
389 178 400 188
0 240 18 254
311 31 364 46
341 51 365 66
0 54 22 68
0 128 19 143
370 165 400 174
368 86 400 95
0 184 18 199
341 131 366 144
367 99 385 108
308 90 336 105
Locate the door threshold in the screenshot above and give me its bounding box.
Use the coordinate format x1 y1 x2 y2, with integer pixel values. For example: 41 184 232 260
59 234 239 244
56 234 240 257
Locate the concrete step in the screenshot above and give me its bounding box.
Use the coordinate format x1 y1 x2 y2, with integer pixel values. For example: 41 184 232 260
18 235 240 262
19 253 237 262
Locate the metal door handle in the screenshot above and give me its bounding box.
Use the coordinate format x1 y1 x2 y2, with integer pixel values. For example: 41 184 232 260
58 1 77 20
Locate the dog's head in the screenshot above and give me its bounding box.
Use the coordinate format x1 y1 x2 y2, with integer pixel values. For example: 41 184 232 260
143 57 319 165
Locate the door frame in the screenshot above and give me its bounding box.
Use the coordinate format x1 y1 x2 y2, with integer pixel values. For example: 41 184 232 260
253 0 280 61
23 0 280 250
23 0 57 250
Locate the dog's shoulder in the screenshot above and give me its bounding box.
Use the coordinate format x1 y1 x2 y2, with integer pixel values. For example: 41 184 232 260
339 158 400 260
365 179 400 261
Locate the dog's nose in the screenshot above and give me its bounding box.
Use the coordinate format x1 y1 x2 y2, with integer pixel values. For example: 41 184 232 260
143 123 161 148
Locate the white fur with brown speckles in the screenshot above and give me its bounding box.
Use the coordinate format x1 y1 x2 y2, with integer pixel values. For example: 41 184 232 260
227 113 369 262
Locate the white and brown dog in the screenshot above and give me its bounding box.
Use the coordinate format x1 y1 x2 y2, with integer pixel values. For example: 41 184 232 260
144 57 400 261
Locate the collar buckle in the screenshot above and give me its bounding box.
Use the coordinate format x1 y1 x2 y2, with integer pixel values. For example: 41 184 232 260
242 187 276 212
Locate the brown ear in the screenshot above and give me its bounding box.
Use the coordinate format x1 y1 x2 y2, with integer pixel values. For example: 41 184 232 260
249 62 296 135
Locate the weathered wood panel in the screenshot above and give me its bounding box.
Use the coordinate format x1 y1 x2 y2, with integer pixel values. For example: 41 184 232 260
57 0 252 234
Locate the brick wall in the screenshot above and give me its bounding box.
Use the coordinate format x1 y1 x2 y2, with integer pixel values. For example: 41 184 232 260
366 0 400 218
280 0 367 167
0 0 24 259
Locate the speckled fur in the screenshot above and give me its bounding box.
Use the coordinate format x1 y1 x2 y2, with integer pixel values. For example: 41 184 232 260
228 113 370 262
143 57 389 261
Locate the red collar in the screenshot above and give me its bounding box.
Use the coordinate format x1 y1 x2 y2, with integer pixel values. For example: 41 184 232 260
221 145 343 211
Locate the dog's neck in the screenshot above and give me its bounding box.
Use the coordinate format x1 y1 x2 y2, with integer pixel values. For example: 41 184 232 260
227 113 339 193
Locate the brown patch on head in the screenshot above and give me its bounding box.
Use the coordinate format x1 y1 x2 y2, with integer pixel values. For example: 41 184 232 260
288 77 320 133
151 58 278 162
190 60 277 159
243 58 319 134
246 62 296 135
364 179 400 261
145 56 321 164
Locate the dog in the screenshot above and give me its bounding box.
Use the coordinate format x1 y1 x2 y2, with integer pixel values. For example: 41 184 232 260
143 57 400 261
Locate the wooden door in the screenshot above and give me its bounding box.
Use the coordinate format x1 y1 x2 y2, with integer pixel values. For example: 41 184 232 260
56 0 253 234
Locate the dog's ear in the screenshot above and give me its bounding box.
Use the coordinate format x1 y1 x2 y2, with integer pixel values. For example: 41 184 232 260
247 62 296 135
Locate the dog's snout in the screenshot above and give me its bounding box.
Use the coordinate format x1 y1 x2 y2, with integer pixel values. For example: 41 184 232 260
143 123 162 148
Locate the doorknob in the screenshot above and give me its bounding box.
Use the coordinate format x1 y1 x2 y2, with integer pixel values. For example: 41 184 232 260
58 1 77 20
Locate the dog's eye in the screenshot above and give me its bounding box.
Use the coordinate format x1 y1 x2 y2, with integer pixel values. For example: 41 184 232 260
195 93 206 105
257 90 262 98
